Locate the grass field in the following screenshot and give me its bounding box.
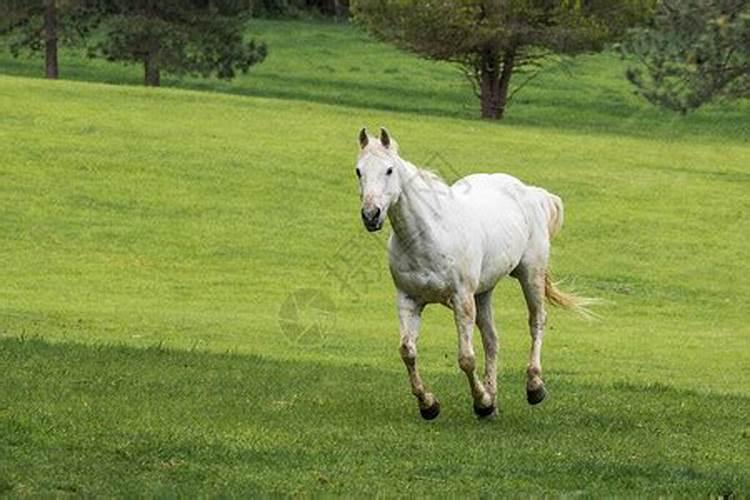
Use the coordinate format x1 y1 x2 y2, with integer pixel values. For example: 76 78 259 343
1 18 750 496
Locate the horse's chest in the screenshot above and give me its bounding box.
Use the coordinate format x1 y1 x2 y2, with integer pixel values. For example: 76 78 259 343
389 255 456 302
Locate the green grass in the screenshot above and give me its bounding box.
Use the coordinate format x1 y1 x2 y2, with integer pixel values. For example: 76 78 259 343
1 338 748 496
1 18 750 496
2 19 749 139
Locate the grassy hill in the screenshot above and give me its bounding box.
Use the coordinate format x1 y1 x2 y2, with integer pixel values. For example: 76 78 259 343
1 19 749 496
2 18 749 139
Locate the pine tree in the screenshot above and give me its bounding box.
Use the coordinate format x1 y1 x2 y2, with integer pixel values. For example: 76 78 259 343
352 0 654 119
89 0 267 86
1 0 100 79
623 0 750 112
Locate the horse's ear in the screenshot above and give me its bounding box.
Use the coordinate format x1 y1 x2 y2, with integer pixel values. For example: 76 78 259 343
380 127 398 152
380 127 391 148
359 127 369 149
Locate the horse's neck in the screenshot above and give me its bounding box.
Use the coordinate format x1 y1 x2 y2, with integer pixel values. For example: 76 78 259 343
389 162 451 249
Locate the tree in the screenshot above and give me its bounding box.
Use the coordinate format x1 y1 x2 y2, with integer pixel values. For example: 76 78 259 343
351 0 654 119
88 0 267 86
1 0 99 79
43 0 58 78
252 0 348 18
623 0 750 113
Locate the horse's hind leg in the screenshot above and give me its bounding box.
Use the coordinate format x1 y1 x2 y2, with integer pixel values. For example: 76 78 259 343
516 264 548 405
475 290 498 409
397 291 440 420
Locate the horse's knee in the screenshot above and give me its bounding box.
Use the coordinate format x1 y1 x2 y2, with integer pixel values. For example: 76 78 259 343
458 353 476 373
485 344 498 361
399 342 416 365
528 310 547 329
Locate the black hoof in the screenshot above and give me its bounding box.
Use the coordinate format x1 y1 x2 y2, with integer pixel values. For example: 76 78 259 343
419 400 441 421
527 385 547 405
473 403 496 418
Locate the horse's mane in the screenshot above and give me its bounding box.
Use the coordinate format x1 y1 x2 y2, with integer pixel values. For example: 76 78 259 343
414 165 448 187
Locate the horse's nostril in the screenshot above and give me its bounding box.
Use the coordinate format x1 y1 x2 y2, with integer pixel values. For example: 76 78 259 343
361 207 381 222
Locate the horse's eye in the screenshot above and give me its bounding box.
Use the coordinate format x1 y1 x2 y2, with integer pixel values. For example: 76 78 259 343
356 168 361 178
386 167 393 176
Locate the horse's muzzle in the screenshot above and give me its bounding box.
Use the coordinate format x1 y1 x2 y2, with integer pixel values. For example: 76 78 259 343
361 207 383 232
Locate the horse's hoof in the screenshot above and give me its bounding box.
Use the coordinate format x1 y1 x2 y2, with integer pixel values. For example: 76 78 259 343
527 385 547 405
473 403 496 418
419 400 441 421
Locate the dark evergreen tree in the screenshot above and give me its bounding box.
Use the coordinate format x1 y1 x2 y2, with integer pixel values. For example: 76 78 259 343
89 0 267 86
1 0 100 79
623 0 750 112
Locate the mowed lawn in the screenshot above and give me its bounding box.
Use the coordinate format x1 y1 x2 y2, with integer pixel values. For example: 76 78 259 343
1 19 750 496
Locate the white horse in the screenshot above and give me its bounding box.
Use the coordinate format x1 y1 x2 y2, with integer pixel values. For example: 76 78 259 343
355 127 592 420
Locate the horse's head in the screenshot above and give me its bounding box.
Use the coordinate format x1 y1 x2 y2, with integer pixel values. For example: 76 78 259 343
355 127 402 232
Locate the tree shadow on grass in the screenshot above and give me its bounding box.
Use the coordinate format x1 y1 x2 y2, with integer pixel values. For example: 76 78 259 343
0 336 748 496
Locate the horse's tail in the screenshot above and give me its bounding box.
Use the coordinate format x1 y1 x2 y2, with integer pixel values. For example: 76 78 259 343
543 192 599 318
544 271 598 319
546 192 564 239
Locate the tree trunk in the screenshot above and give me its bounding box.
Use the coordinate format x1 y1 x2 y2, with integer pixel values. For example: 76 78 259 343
332 0 345 20
43 0 58 79
479 49 515 120
479 53 498 119
496 51 515 119
143 0 160 86
144 49 160 86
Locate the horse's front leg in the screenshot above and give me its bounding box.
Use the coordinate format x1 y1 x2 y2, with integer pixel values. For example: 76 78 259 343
452 292 495 417
397 291 440 420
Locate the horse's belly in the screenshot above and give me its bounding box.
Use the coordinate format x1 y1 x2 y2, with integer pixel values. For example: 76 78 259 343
477 254 520 293
389 265 454 303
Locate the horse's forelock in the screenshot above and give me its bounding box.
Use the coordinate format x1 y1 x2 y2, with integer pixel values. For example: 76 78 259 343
360 140 395 160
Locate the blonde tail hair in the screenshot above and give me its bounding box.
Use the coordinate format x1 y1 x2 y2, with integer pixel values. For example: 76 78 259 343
544 271 599 319
547 193 564 239
543 192 599 318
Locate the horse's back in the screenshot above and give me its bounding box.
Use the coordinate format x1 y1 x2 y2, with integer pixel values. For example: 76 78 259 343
452 173 552 226
451 173 560 289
